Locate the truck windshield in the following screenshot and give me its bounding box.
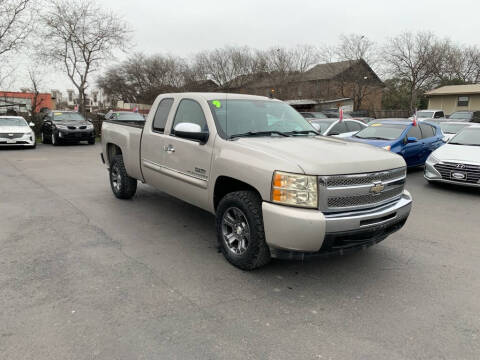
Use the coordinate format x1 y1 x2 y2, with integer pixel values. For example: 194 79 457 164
208 99 317 138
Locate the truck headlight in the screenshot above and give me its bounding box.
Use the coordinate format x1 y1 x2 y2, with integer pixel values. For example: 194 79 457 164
271 171 318 208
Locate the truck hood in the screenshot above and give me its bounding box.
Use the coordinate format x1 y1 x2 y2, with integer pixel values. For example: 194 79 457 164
0 125 31 133
433 143 480 164
234 136 406 175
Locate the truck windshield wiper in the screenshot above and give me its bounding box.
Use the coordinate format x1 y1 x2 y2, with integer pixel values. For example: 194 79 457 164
228 131 290 139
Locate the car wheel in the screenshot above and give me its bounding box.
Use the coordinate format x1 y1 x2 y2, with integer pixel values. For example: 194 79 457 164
51 132 59 146
109 154 137 199
216 191 271 270
88 138 95 145
41 132 50 144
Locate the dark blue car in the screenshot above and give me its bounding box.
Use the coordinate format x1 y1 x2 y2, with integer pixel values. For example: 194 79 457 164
347 119 444 167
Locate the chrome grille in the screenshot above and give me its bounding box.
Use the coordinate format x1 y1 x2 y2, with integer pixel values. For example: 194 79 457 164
434 162 480 184
319 167 406 213
328 187 404 209
0 133 23 139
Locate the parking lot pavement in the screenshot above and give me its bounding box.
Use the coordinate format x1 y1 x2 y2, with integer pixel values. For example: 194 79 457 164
0 143 479 360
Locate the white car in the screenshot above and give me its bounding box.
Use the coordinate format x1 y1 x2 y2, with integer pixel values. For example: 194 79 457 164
0 116 36 148
309 118 366 138
436 121 473 142
425 125 480 187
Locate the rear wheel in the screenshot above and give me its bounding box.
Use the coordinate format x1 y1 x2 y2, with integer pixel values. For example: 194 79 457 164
109 154 137 199
216 191 270 270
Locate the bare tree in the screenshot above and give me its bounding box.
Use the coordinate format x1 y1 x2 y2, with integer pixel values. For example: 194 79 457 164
0 0 33 56
40 0 129 115
28 67 45 121
383 31 444 112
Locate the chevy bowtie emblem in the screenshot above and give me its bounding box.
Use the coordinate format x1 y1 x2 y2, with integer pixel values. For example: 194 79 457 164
456 164 466 169
370 181 385 195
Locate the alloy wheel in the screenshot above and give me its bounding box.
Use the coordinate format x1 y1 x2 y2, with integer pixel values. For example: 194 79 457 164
111 164 122 192
221 207 250 255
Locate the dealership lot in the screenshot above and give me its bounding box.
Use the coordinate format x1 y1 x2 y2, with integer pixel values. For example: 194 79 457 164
0 144 479 360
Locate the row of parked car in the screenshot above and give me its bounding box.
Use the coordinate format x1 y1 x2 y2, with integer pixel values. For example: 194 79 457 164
0 110 146 148
299 110 480 188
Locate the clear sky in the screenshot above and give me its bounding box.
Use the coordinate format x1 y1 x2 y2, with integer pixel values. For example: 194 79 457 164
12 0 479 92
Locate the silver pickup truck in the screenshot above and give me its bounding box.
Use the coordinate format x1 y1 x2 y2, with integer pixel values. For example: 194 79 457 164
101 93 412 270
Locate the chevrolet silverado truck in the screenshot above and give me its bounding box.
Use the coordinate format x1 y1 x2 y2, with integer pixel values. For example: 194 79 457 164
101 93 412 270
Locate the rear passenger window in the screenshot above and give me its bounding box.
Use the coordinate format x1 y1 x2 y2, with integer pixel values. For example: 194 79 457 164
346 121 363 132
330 122 348 134
407 126 422 140
172 99 208 132
152 98 174 132
419 123 435 138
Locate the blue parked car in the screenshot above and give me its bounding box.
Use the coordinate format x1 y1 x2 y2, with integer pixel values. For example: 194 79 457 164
347 119 444 167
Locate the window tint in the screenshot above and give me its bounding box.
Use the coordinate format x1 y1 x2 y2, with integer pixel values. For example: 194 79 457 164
407 125 422 140
346 121 363 132
329 121 348 134
172 99 208 132
419 123 435 138
152 98 174 132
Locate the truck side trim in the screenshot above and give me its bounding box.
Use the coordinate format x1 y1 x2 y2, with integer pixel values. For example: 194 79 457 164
142 159 208 189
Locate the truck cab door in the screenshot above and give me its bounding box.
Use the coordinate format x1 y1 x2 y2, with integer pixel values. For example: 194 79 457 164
161 98 214 210
141 97 175 189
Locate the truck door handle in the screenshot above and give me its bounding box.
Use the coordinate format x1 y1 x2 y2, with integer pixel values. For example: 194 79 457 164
163 144 175 153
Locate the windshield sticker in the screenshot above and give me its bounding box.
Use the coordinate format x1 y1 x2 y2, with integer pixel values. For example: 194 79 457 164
54 112 63 115
371 123 382 127
212 100 222 108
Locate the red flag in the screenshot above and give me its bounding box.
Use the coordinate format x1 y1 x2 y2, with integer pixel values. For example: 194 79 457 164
412 110 417 126
133 106 138 113
339 108 344 122
74 105 78 112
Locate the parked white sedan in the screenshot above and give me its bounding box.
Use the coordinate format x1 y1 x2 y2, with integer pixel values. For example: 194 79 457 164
0 116 36 148
425 125 480 187
309 118 366 138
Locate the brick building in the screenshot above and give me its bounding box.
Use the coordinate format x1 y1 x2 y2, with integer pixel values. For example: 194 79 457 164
229 59 384 112
0 91 53 114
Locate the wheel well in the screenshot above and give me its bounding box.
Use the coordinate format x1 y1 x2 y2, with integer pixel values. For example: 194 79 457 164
213 176 262 210
107 143 122 163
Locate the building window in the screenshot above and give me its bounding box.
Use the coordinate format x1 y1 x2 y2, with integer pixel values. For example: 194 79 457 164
458 96 469 107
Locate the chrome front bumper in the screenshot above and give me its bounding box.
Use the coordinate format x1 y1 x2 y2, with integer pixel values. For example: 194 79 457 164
262 190 412 257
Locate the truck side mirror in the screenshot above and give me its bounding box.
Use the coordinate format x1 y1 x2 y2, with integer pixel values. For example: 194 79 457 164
173 122 209 144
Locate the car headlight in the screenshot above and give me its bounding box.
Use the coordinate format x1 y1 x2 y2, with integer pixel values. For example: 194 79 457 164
382 145 391 151
426 154 440 165
86 124 94 129
56 125 68 130
271 171 318 208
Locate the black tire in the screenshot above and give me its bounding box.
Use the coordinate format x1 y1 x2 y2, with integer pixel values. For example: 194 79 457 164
109 154 137 199
51 132 59 146
216 191 271 270
88 138 95 145
41 132 50 144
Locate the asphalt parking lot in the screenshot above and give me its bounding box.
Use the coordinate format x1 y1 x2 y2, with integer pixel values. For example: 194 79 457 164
1 143 479 360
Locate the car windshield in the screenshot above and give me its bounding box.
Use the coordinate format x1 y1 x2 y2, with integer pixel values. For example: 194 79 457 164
0 117 27 126
53 112 85 121
354 123 407 140
449 112 472 120
440 123 470 134
417 111 434 118
116 112 145 121
209 99 317 138
310 119 336 134
449 127 480 146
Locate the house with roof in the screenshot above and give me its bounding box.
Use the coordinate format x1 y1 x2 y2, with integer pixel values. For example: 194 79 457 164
426 84 480 115
228 59 384 112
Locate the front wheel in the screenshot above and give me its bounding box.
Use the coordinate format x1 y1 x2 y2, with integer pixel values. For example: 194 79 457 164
41 132 50 144
216 191 271 270
51 132 59 146
88 137 95 145
109 155 137 199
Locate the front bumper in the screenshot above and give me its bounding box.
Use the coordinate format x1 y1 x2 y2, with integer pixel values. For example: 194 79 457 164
262 190 412 258
0 134 35 146
57 129 94 141
424 162 480 188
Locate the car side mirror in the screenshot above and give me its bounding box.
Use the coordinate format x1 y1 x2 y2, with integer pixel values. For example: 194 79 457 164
29 122 35 127
407 137 418 143
173 122 209 143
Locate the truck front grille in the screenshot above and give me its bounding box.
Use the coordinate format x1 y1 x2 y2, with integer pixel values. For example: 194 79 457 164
319 167 406 213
